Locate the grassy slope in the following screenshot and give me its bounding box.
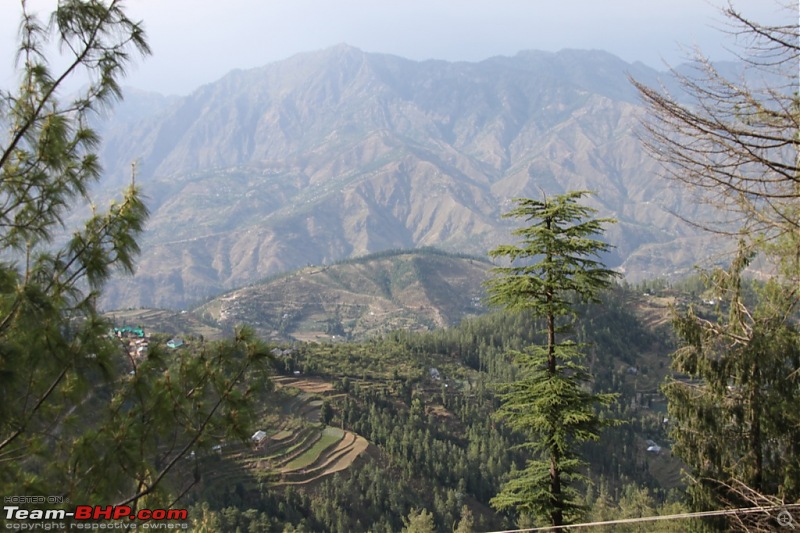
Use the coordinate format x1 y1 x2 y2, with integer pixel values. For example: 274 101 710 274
196 249 492 341
108 249 491 342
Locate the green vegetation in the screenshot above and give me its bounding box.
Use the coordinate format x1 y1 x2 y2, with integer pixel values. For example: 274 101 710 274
666 259 800 530
635 3 799 530
485 192 621 529
284 427 344 470
176 285 693 531
0 0 271 509
173 266 800 532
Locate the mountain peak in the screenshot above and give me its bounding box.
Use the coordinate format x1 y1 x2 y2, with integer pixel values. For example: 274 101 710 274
284 43 366 63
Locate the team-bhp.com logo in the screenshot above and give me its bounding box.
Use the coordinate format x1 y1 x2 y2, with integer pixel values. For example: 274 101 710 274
4 504 188 529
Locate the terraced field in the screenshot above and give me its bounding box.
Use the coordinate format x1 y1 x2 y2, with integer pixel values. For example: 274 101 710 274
200 376 367 492
281 428 369 485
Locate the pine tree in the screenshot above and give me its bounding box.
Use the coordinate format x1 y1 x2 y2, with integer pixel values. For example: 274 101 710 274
0 1 271 507
664 249 800 530
486 191 620 530
634 3 800 529
454 505 475 533
402 508 436 533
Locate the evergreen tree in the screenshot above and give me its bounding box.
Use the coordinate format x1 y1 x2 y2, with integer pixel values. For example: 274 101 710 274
664 250 800 530
635 3 799 529
0 0 271 507
402 508 436 533
454 505 475 533
485 191 620 530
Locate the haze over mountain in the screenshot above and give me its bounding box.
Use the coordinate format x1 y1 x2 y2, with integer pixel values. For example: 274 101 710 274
97 45 726 310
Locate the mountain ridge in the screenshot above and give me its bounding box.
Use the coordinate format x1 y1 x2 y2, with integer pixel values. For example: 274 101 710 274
96 45 731 310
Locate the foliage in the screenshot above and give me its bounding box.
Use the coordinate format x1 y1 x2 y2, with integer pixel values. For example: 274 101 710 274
0 0 271 507
632 1 799 246
185 283 688 531
485 191 621 529
402 508 437 533
635 3 800 530
664 250 800 529
454 505 475 533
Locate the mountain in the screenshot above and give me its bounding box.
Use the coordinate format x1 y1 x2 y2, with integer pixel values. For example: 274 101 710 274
97 45 727 310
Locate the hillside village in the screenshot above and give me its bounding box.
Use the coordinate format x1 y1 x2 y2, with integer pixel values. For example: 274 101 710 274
112 325 186 362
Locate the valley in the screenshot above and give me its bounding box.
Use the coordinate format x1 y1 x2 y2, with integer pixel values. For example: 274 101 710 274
108 249 698 531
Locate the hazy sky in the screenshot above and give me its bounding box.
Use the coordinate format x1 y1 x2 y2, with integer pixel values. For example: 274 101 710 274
0 0 792 95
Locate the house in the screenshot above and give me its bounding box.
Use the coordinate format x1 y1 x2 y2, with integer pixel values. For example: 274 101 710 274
166 338 184 349
251 430 267 444
646 439 662 454
429 368 441 380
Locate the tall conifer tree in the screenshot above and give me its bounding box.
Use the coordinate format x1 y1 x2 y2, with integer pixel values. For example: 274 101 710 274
486 191 619 530
0 1 271 507
664 250 800 531
634 3 799 529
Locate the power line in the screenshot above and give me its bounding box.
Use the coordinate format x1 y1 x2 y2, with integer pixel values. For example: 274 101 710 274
486 503 800 532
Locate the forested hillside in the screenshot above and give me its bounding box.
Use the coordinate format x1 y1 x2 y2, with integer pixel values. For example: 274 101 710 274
176 285 688 531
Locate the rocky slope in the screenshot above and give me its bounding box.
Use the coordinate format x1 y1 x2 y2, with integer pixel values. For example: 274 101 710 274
97 45 726 309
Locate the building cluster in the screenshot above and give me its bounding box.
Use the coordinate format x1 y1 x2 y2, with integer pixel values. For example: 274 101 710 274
112 326 186 363
113 326 149 361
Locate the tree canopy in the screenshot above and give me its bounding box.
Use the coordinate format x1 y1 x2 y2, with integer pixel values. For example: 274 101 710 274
634 3 800 530
0 0 270 508
486 191 620 530
632 1 799 254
